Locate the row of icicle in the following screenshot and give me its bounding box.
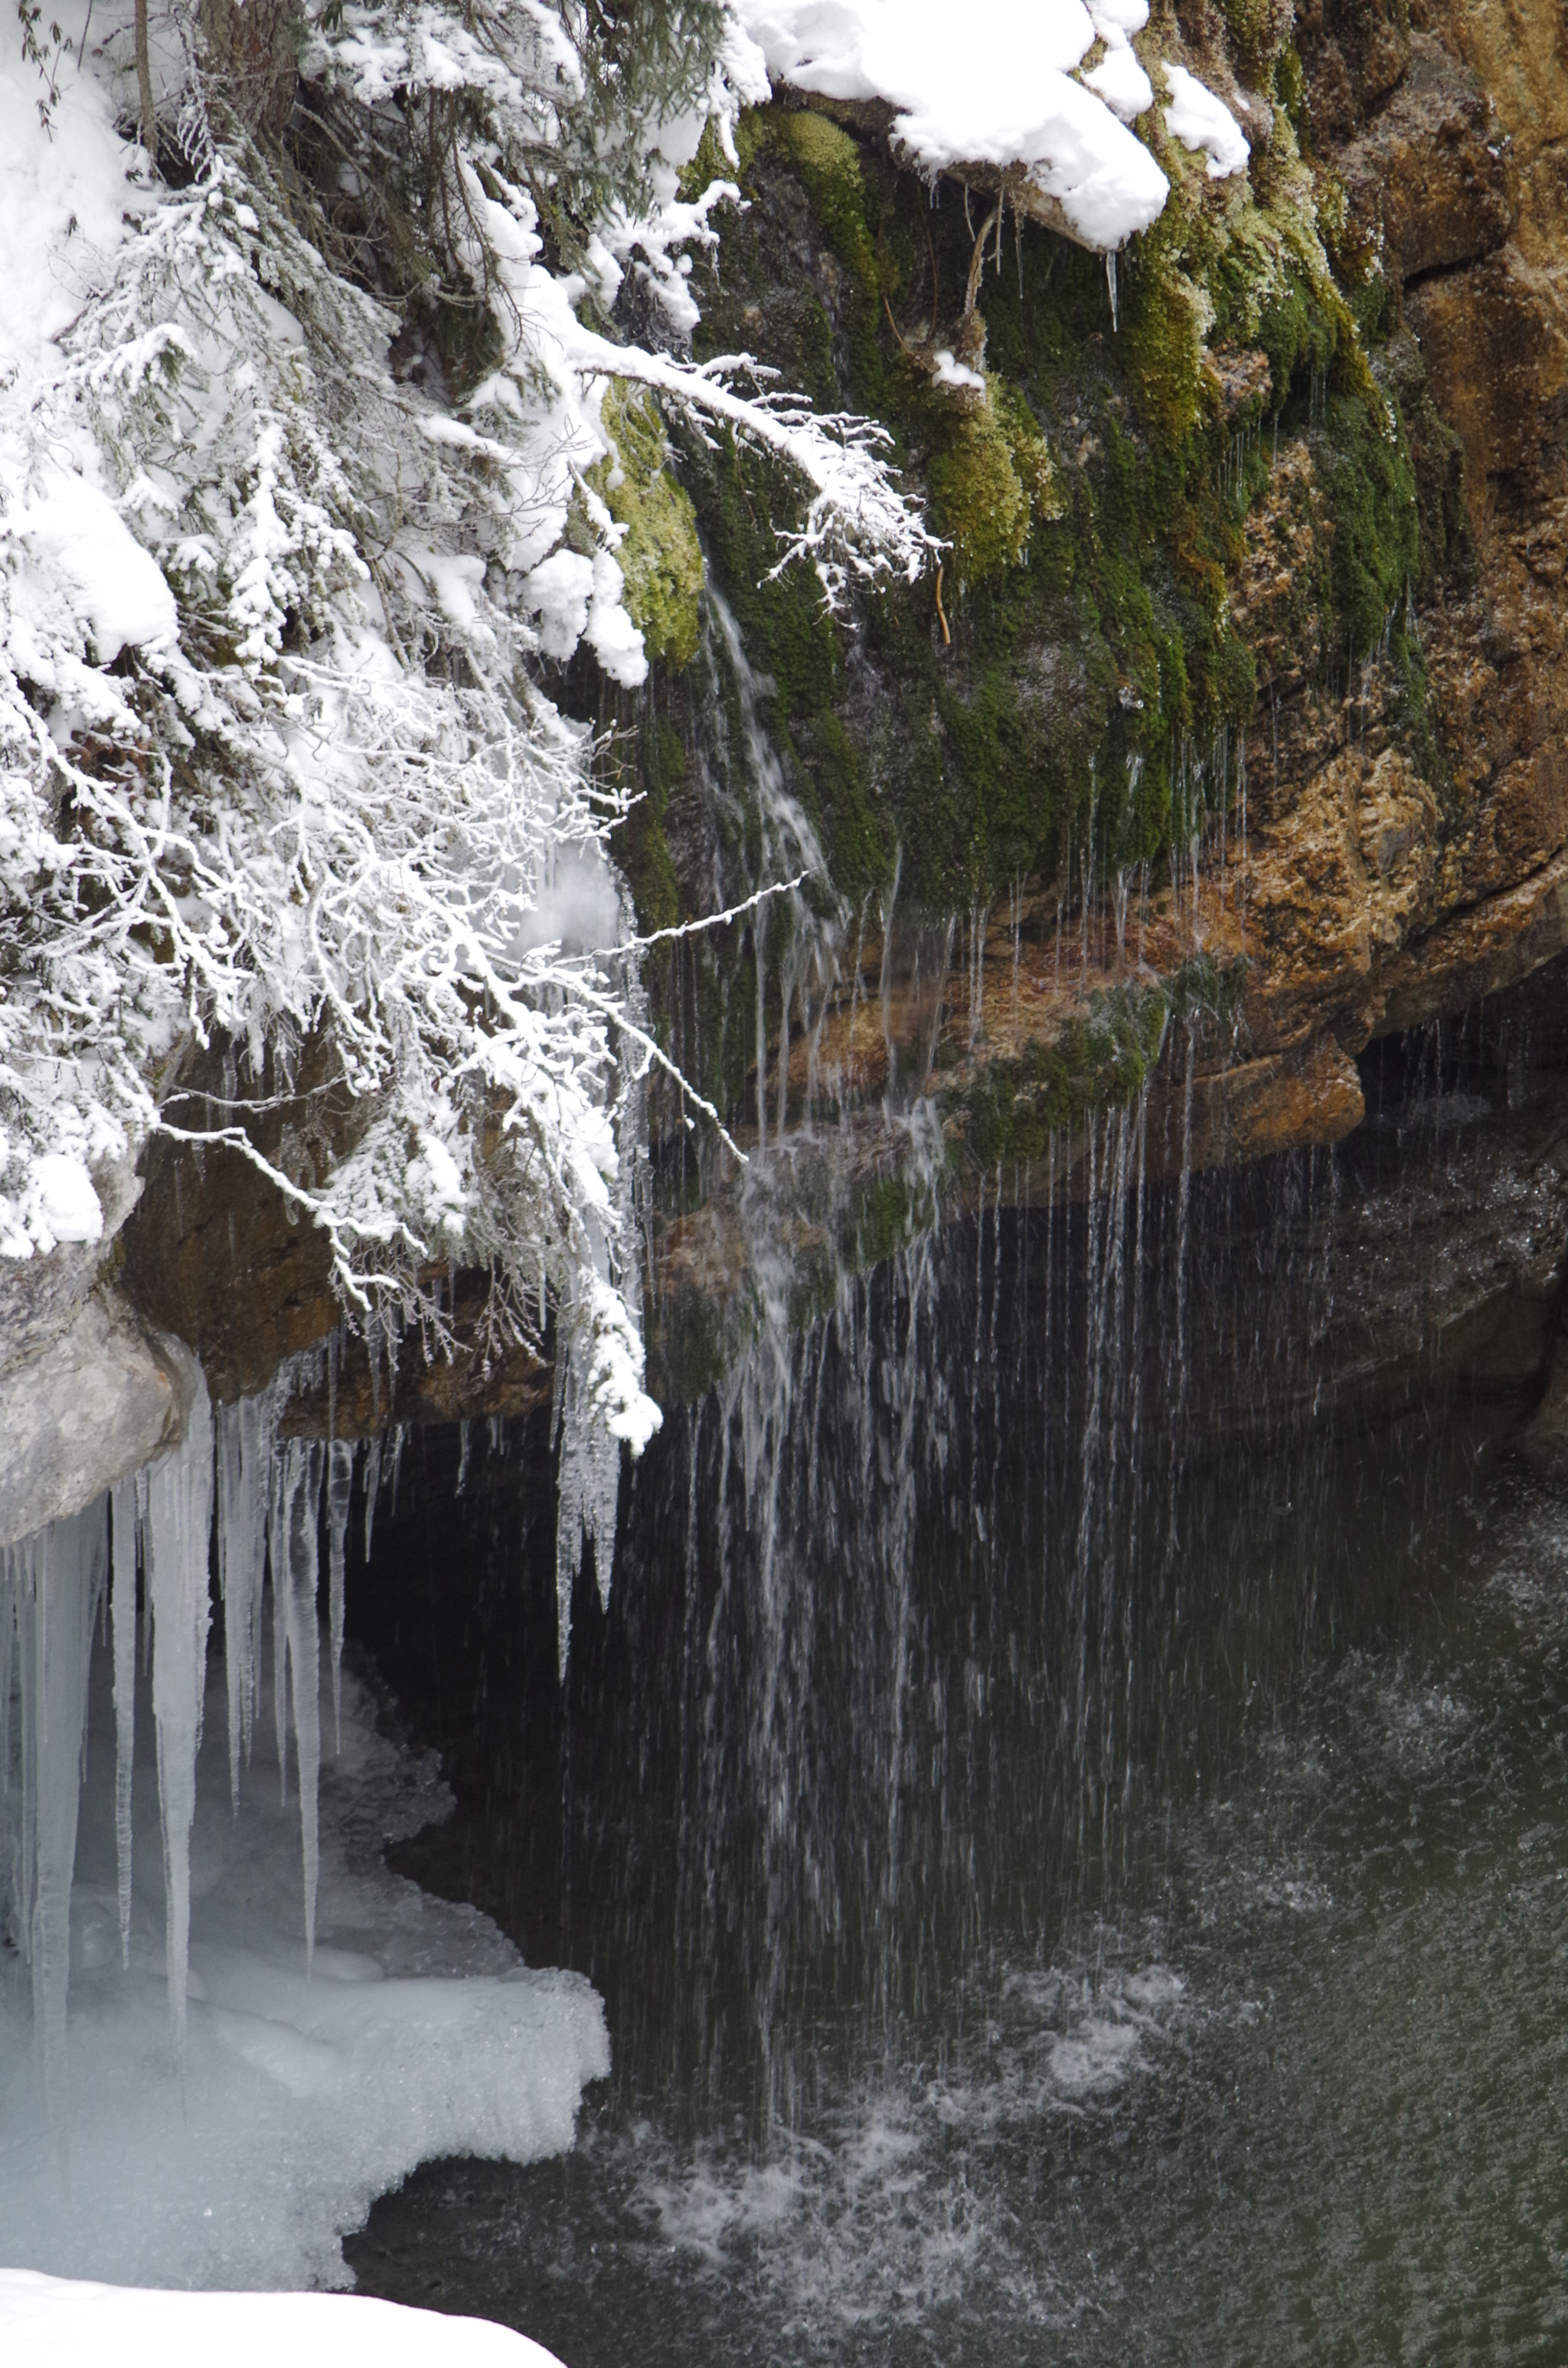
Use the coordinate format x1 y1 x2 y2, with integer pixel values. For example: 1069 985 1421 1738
0 1369 387 2127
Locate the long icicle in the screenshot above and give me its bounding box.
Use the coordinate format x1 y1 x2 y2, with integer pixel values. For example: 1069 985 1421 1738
0 1546 15 1808
325 1438 354 1756
217 1393 273 1810
270 1441 290 1807
24 1501 109 2142
110 1478 138 1967
280 1438 325 1967
145 1366 215 2071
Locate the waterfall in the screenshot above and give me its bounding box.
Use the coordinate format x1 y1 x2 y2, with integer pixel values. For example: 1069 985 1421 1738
696 590 844 1152
581 1085 1364 2131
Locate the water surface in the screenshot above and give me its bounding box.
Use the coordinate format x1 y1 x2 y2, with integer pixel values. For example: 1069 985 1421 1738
347 1195 1568 2364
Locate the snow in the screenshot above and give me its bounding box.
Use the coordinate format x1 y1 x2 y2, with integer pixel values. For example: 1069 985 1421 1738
1087 0 1150 31
932 351 988 394
0 8 138 376
731 0 1170 250
1083 44 1154 124
7 468 178 665
1162 63 1250 179
28 1155 102 1245
0 1469 609 2292
0 2272 568 2368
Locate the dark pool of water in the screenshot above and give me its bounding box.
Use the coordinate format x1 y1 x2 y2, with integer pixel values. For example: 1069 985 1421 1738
343 1191 1568 2366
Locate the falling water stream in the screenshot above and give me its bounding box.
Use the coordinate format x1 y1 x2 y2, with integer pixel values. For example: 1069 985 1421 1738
338 1035 1568 2364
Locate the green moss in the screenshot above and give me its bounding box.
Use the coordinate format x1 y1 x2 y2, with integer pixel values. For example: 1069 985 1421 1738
769 109 880 296
1165 951 1250 1048
801 708 890 900
925 376 1066 589
834 1169 942 1270
1220 0 1291 80
665 86 1423 1026
927 400 1031 585
953 986 1171 1169
588 385 705 669
1316 388 1418 665
616 715 683 936
1121 180 1214 449
648 1281 763 1406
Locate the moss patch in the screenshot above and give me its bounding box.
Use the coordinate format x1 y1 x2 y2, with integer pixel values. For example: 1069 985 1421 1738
952 985 1171 1169
629 72 1430 1142
589 384 705 669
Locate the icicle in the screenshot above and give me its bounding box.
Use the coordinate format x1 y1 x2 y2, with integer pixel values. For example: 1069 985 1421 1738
279 1437 325 1966
326 1437 354 1756
1106 250 1119 333
270 1441 290 1805
0 1555 14 1801
110 1478 138 1967
217 1394 273 1811
19 1501 109 2134
362 1431 383 1563
17 1547 36 1970
552 1319 623 1681
145 1366 215 2069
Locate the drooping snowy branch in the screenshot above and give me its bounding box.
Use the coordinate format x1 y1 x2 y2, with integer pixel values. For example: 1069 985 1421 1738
0 0 956 1497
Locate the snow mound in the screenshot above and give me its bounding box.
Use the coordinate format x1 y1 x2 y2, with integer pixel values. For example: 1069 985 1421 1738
731 0 1171 251
1162 63 1250 179
0 2271 566 2368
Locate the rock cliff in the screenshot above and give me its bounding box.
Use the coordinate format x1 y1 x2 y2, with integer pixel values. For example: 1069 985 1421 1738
11 0 1568 1507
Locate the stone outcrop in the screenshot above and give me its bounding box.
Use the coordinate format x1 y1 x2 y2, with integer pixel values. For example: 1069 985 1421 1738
0 1294 189 1549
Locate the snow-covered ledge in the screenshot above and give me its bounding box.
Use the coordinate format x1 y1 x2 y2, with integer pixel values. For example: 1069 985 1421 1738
730 0 1174 252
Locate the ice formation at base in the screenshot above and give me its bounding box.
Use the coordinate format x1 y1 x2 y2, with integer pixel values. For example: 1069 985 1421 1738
0 2269 568 2368
0 1394 609 2291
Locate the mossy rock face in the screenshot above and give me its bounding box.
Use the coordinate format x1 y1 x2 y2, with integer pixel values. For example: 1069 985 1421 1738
662 92 1429 934
952 985 1172 1169
616 51 1455 1156
590 384 705 669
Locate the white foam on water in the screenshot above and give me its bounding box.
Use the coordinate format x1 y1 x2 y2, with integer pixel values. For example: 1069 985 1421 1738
622 1949 1187 2340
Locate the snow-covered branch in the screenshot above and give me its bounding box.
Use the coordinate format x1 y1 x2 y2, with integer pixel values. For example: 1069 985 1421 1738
0 0 949 1543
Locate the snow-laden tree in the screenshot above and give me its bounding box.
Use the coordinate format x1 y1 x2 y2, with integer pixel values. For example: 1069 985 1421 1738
0 0 937 1562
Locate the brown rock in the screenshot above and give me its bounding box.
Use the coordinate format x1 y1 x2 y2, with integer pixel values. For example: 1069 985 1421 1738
1334 34 1514 288
1370 845 1568 1033
1148 1037 1367 1179
117 1033 366 1403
